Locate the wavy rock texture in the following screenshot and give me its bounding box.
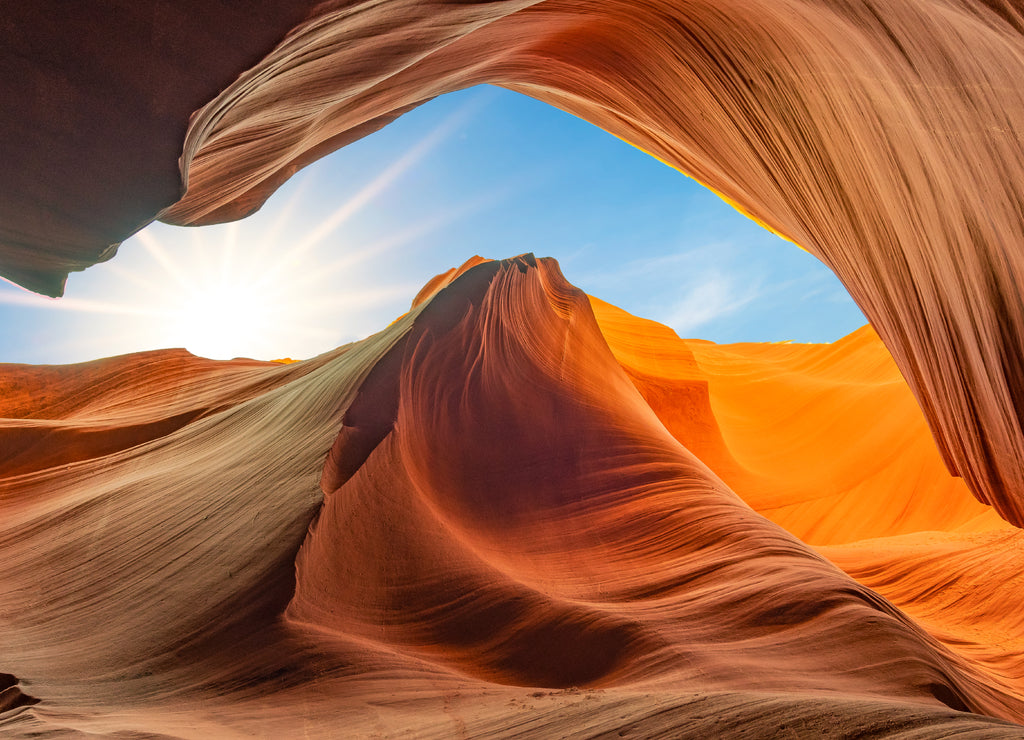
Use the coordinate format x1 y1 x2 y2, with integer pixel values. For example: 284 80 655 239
3 255 1024 737
4 1 1024 527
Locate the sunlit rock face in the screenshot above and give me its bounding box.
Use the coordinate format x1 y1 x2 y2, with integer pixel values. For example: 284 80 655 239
3 256 1024 737
3 0 1024 528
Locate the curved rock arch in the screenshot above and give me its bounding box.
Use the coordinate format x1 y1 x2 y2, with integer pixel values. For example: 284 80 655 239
3 0 1024 523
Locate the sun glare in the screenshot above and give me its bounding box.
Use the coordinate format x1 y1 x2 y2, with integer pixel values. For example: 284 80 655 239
171 279 274 361
0 92 500 365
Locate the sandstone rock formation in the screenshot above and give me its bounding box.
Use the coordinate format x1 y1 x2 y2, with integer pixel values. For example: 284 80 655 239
4 0 1024 526
6 2 1024 735
2 256 1024 737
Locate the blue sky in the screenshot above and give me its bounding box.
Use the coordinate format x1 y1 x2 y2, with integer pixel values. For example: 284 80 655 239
0 85 865 364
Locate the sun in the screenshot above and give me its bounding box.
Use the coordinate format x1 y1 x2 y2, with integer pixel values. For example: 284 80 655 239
0 88 531 365
171 278 275 360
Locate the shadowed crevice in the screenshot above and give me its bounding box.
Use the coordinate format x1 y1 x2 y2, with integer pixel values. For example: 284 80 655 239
0 673 40 714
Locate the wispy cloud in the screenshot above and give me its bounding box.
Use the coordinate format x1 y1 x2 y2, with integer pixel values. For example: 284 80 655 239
575 246 718 288
659 269 761 336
